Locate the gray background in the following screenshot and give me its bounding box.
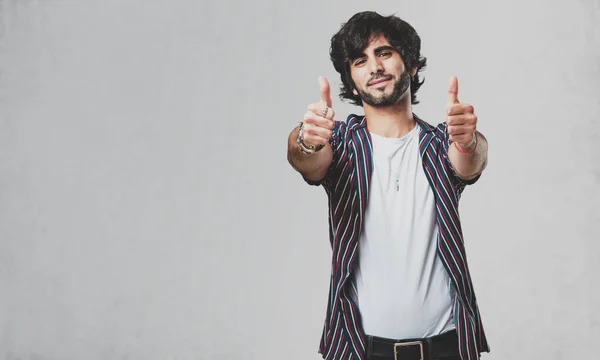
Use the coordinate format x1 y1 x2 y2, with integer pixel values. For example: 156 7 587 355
0 0 598 359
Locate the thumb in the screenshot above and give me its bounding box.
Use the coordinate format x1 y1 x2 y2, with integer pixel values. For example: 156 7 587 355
319 76 332 108
447 76 459 105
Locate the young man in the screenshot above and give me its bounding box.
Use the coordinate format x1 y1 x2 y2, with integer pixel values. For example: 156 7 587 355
287 11 490 360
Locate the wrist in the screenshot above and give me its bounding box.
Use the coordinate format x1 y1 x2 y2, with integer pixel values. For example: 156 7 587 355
454 133 478 154
297 122 324 155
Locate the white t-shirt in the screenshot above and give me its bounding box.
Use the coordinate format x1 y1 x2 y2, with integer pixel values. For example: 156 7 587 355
353 123 455 339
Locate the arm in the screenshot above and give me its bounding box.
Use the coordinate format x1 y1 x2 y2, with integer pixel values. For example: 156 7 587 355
448 130 488 180
287 76 336 183
445 76 489 181
287 126 333 182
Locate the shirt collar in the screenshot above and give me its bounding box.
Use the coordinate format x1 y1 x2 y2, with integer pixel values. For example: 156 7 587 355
347 113 436 133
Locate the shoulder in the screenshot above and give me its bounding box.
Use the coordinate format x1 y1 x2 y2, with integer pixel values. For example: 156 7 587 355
332 113 364 136
434 122 448 139
414 114 444 135
339 113 364 127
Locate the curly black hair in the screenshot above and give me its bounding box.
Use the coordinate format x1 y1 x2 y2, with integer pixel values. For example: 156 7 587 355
329 11 427 106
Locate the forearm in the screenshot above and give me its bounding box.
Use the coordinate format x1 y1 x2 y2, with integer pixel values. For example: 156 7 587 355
448 131 488 180
287 126 333 181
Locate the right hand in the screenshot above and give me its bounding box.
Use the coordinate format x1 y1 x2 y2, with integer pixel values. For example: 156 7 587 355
301 76 335 148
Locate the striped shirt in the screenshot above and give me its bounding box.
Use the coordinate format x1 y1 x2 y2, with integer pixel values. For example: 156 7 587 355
303 114 490 360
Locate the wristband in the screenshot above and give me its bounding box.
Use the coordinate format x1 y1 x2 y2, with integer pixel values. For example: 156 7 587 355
297 122 324 155
454 134 477 155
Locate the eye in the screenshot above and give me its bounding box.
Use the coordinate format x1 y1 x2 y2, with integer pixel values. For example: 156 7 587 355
379 51 392 58
353 59 366 66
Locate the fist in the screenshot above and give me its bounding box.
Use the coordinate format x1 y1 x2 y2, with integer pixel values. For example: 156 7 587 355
446 76 477 151
302 76 335 148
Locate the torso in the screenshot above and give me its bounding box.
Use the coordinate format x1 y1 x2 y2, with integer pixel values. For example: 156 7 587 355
353 123 455 339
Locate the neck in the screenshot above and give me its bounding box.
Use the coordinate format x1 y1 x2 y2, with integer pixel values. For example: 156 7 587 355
363 97 416 138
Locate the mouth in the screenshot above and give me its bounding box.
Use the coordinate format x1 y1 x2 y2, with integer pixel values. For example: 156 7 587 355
368 76 392 87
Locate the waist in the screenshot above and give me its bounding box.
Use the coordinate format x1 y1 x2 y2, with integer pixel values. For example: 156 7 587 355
366 329 459 360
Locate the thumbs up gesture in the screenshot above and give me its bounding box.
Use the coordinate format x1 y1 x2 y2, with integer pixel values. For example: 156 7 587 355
301 76 336 148
446 76 477 152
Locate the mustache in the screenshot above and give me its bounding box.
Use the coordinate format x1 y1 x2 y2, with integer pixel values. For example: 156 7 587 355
367 74 393 85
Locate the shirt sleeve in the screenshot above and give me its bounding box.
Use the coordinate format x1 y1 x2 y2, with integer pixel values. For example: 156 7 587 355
438 122 481 189
302 120 347 190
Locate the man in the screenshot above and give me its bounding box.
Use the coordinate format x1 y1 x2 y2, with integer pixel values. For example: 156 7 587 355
287 11 490 360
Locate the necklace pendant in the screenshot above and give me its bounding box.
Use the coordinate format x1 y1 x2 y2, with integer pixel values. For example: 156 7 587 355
396 180 399 191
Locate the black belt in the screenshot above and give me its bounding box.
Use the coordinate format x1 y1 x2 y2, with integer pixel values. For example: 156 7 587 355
367 329 459 360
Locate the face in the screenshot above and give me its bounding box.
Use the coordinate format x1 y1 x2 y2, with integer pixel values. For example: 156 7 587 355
349 35 413 107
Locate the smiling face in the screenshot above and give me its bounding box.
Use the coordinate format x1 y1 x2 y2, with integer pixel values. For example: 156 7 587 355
348 35 414 107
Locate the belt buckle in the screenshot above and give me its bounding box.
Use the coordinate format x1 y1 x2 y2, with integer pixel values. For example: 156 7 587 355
393 340 424 360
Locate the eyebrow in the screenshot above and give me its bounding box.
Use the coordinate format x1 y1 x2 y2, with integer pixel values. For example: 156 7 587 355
350 45 396 62
373 45 395 53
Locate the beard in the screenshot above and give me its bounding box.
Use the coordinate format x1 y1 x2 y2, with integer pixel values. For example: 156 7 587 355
357 69 411 107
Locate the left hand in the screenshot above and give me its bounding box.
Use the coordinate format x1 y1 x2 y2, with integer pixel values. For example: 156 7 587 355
446 76 477 152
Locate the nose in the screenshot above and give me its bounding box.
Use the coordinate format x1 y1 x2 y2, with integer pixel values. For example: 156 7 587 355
368 57 384 74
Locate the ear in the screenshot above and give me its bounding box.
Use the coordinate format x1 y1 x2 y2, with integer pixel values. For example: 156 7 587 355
411 67 418 77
